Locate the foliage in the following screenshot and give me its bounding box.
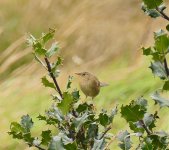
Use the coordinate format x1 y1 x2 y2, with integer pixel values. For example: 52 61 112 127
8 0 169 149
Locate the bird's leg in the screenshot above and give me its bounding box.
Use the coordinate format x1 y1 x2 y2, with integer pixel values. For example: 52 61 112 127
81 95 87 103
88 97 96 111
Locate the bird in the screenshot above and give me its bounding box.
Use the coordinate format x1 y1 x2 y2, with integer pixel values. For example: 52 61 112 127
75 72 108 99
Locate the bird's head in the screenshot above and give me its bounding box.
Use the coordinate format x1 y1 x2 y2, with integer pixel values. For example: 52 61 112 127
75 72 91 80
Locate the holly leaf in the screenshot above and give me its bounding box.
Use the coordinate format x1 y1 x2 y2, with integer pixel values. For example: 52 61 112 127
46 106 64 122
66 76 73 89
76 102 93 113
142 47 152 55
72 90 80 102
121 98 147 122
73 112 89 132
143 0 163 9
37 115 58 125
41 130 52 146
166 24 169 32
117 130 132 150
149 61 167 80
141 4 160 18
151 91 169 107
98 113 109 127
41 76 56 90
163 81 169 91
154 30 169 53
57 92 74 115
8 122 24 139
46 42 59 58
92 138 106 150
141 137 153 150
42 28 55 44
48 136 65 150
87 123 98 140
20 115 33 132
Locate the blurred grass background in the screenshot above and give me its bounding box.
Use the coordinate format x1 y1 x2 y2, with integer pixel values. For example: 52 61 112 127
1 0 169 149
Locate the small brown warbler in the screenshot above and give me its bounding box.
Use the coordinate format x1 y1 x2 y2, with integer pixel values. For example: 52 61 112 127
75 72 108 99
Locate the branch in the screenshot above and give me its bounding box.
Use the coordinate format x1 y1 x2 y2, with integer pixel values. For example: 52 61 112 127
99 126 111 140
28 143 45 150
156 7 169 21
139 120 151 135
164 58 169 76
44 57 63 98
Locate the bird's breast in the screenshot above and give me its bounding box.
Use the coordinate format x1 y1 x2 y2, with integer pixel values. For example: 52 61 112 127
79 79 100 97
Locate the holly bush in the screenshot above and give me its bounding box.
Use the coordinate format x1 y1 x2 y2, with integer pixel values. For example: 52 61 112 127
8 0 169 149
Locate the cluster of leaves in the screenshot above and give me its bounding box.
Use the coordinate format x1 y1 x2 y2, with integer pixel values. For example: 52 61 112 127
142 0 169 104
8 29 118 150
118 97 169 149
113 0 169 149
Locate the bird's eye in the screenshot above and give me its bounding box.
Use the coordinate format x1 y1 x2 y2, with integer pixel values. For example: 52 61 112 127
82 73 85 76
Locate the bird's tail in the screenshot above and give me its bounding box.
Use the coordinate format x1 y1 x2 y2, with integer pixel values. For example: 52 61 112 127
100 82 109 87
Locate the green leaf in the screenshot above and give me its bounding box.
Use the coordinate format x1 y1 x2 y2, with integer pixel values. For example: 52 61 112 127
149 132 169 149
151 91 169 107
57 92 74 115
149 61 167 80
141 137 153 150
163 80 169 91
37 115 58 125
8 122 24 139
72 90 80 101
129 122 144 133
46 42 59 58
154 30 169 53
76 102 93 113
98 113 109 127
143 0 163 9
166 24 169 32
64 142 77 150
23 132 34 143
41 76 56 90
41 130 52 146
67 76 73 89
121 98 147 122
142 47 152 55
92 138 105 150
117 130 132 150
42 28 55 44
20 115 33 132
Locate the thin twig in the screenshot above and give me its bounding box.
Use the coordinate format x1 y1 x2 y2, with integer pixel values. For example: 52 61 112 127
164 58 169 76
156 7 169 21
139 120 151 135
44 57 63 98
28 143 45 150
99 126 112 140
104 136 116 150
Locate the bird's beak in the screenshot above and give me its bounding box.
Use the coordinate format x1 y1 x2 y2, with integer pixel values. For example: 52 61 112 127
75 73 81 76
